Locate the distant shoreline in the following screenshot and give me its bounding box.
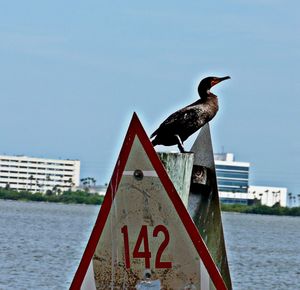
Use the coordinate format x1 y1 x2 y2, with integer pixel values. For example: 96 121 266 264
0 188 104 205
1 189 300 216
221 204 300 216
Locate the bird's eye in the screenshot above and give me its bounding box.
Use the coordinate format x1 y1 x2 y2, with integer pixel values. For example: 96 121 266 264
211 79 218 86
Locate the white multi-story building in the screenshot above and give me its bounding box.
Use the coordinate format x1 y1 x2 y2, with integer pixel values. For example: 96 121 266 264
214 153 251 204
214 153 288 207
248 185 287 207
0 155 80 193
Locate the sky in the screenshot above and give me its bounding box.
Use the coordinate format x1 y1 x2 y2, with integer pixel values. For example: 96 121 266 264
1 1 300 192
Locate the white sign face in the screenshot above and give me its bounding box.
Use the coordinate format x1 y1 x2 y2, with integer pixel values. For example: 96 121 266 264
92 137 205 289
71 114 226 290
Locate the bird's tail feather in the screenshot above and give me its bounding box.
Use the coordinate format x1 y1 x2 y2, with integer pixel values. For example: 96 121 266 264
151 138 158 147
150 129 158 139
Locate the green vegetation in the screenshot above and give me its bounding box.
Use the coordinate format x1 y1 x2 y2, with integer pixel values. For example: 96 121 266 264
1 187 300 216
0 188 104 205
221 203 300 216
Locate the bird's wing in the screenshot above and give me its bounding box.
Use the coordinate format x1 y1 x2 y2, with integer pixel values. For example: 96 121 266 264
151 105 206 137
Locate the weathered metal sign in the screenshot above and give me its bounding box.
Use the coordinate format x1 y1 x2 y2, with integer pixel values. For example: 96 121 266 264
189 124 232 290
70 113 227 290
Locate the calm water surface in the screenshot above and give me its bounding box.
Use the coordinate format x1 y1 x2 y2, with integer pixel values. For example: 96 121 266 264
0 200 299 289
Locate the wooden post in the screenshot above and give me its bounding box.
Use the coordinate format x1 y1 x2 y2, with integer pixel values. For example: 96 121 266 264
158 152 194 208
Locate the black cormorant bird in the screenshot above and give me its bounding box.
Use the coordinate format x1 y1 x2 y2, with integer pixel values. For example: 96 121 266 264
150 76 230 153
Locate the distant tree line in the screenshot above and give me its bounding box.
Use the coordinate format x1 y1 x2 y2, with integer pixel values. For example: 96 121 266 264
0 187 104 205
221 203 300 216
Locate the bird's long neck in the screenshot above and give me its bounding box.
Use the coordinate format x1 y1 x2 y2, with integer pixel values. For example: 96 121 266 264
188 92 218 111
197 91 219 111
198 87 210 100
206 93 218 109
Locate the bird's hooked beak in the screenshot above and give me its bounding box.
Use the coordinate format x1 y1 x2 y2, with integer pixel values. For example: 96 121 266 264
211 76 231 87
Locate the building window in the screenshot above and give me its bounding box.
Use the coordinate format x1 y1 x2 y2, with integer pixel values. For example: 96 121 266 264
216 171 249 179
216 165 249 172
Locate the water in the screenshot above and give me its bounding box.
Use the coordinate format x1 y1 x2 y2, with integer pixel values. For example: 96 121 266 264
0 200 299 289
222 212 300 289
0 200 98 290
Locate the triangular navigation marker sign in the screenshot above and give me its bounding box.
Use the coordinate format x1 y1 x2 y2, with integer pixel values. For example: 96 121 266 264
189 124 232 289
70 113 227 290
